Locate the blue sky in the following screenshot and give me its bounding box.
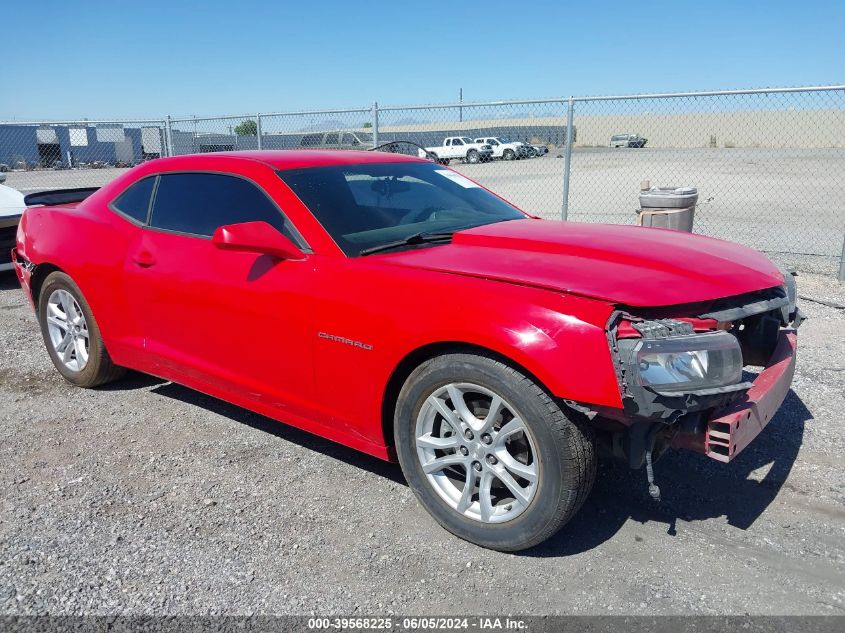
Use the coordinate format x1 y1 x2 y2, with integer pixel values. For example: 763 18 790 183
2 0 842 120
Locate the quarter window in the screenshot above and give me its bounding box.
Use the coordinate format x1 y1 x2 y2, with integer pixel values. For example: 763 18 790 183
149 173 295 241
112 176 155 223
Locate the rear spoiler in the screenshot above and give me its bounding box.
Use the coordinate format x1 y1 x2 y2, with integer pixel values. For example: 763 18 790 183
23 187 100 207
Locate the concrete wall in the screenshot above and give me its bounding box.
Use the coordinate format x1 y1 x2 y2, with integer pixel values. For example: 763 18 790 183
571 108 845 148
377 108 845 149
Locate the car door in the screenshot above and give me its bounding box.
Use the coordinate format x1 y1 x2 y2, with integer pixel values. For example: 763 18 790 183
126 170 317 418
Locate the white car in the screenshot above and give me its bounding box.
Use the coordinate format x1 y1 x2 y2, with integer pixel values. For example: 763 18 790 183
0 184 25 272
417 137 494 164
473 137 528 160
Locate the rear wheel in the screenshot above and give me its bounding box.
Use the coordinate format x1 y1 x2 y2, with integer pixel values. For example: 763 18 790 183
395 353 596 551
38 271 125 388
466 150 480 164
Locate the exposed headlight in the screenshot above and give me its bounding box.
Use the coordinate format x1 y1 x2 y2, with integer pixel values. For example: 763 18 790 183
628 331 743 394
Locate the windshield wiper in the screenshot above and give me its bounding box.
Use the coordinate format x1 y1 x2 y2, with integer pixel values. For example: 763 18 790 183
359 231 455 256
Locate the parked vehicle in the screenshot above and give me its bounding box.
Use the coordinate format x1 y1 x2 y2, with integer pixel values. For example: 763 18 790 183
418 137 493 164
473 137 528 161
13 150 800 551
0 163 9 172
523 142 548 157
300 130 375 150
0 184 25 272
610 133 647 148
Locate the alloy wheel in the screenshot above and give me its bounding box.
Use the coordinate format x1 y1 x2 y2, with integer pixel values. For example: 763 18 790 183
415 382 539 524
46 289 89 372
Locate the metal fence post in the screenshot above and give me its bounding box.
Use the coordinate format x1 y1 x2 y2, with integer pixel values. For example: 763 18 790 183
165 115 173 157
372 101 379 148
839 235 845 282
256 113 263 150
561 96 575 221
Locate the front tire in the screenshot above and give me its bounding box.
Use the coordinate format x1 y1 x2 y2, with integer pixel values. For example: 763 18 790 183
466 150 480 164
503 149 516 161
395 353 596 551
38 271 126 388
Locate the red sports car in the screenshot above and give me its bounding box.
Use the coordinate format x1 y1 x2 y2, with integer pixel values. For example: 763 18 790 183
12 151 801 551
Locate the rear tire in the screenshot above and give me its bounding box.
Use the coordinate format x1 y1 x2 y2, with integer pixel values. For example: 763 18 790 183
38 271 126 388
394 353 596 551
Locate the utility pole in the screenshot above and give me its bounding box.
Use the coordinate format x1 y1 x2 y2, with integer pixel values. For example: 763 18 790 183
459 88 463 122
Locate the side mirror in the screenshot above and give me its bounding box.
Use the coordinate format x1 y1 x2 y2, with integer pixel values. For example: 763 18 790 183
212 221 305 260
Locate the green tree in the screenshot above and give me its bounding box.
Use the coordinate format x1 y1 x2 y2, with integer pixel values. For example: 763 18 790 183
234 119 258 136
362 122 373 128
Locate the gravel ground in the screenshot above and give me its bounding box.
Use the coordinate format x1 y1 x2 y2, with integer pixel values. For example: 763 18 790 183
0 271 843 616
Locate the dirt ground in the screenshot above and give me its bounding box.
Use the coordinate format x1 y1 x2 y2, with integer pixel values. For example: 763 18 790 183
0 269 843 615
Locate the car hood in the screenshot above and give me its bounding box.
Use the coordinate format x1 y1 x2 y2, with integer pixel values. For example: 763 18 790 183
378 219 784 307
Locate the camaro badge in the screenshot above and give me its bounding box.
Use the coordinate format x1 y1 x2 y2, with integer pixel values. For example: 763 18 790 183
318 331 373 351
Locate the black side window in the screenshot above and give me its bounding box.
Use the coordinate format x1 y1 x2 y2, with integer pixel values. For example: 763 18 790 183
324 133 339 144
112 177 155 223
150 173 294 240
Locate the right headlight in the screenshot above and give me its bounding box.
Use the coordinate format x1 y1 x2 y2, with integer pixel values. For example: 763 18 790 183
625 331 743 395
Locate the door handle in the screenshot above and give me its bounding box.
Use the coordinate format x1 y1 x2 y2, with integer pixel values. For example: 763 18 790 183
132 251 156 267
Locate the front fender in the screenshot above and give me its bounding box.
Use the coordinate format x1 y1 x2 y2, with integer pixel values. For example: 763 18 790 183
310 260 623 448
393 291 621 410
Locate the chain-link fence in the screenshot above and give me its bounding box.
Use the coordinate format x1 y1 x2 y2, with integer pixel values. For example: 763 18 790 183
0 119 166 195
564 87 845 275
1 86 843 275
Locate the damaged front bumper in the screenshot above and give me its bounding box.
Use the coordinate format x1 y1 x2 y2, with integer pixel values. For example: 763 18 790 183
603 281 802 469
672 330 797 462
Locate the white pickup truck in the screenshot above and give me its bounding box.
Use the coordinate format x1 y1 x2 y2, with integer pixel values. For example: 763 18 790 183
473 137 529 161
417 137 494 164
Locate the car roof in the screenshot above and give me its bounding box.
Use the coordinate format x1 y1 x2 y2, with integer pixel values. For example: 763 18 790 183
145 150 427 171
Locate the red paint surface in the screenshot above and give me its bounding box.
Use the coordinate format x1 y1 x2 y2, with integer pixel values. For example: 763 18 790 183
14 151 788 460
705 331 798 462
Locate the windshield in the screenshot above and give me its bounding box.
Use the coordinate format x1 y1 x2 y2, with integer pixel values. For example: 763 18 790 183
459 137 474 144
277 162 524 256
